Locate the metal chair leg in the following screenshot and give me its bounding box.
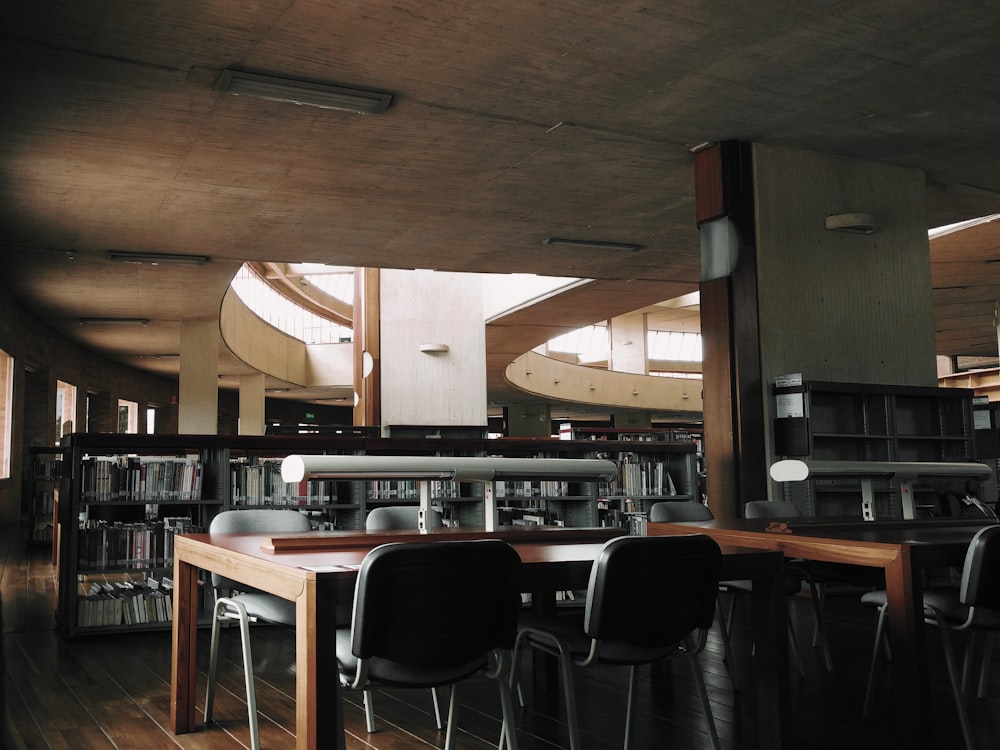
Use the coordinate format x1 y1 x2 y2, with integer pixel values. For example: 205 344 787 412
937 617 976 750
688 647 722 750
862 602 888 719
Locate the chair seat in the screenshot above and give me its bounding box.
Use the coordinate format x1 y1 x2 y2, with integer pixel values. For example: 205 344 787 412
335 627 489 688
924 589 1000 629
519 612 681 665
722 577 802 596
225 592 297 625
861 587 1000 629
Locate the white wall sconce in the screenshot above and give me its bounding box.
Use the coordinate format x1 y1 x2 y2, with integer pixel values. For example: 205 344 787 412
419 343 449 353
825 213 878 234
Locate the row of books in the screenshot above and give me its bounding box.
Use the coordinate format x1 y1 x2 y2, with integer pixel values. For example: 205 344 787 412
81 455 204 502
368 479 460 500
495 480 572 498
231 459 335 506
602 460 678 497
77 517 199 571
77 575 174 628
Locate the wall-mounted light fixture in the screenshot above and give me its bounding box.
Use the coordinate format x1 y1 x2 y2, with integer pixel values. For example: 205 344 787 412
825 213 878 235
106 250 210 265
219 69 393 115
542 237 642 252
419 343 450 353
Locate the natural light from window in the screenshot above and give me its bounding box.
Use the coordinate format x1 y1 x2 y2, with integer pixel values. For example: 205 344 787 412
231 264 352 345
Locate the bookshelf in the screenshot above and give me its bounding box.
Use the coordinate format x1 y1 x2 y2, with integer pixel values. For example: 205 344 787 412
25 446 62 548
485 436 699 530
772 381 979 518
54 431 700 635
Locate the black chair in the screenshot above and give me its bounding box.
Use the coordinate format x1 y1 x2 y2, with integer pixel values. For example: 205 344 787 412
648 501 740 686
204 509 313 750
743 500 832 673
511 534 722 750
863 524 1000 750
337 539 522 750
361 504 445 732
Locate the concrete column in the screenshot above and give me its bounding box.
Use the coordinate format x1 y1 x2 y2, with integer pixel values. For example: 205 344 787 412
238 373 266 435
609 312 648 374
178 317 218 434
696 141 934 517
379 269 487 432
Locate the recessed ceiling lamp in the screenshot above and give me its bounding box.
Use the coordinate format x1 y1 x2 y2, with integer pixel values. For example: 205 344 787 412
78 318 150 326
219 69 393 115
106 250 210 266
542 237 642 252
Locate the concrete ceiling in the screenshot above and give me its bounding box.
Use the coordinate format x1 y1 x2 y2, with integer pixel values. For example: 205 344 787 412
3 2 1000 417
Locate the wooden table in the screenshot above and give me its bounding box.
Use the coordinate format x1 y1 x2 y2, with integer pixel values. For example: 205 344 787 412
649 517 997 750
170 526 788 749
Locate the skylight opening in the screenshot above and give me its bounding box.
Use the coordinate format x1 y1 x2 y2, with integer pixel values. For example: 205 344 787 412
231 264 352 344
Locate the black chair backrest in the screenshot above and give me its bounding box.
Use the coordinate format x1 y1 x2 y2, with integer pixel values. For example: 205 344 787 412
744 500 802 520
584 535 721 648
351 540 522 670
961 524 1000 610
209 509 312 590
649 501 714 523
365 505 443 531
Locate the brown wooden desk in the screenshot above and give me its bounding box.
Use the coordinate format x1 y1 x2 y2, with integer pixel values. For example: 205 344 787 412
649 517 997 750
170 526 787 749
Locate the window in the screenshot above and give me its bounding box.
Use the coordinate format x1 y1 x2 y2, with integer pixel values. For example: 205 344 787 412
146 407 156 434
56 380 77 441
0 348 12 479
118 399 138 434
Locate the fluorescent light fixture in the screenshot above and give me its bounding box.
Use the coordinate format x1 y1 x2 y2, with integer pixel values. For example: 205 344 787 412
219 69 392 115
542 237 642 252
770 459 991 482
281 454 618 484
78 318 150 326
106 250 210 266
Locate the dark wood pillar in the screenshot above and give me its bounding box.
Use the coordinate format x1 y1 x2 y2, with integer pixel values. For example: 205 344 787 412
695 141 767 518
353 268 381 429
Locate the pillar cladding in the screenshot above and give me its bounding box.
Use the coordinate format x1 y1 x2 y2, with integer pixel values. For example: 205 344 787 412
378 269 487 431
239 373 266 435
178 317 219 434
696 141 933 515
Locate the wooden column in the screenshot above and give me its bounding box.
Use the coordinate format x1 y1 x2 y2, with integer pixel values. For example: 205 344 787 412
353 268 381 428
695 141 766 518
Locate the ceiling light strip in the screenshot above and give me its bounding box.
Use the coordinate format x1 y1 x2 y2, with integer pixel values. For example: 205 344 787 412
219 70 392 115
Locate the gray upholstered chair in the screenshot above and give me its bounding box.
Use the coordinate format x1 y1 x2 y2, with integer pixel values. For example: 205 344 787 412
337 539 522 750
204 509 312 750
365 504 443 531
510 534 722 750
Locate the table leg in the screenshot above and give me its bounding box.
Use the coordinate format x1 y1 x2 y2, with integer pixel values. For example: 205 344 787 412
884 549 930 749
296 578 344 750
750 560 790 750
170 555 200 733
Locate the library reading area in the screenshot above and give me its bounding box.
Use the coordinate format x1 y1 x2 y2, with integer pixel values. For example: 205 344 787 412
4 4 1000 750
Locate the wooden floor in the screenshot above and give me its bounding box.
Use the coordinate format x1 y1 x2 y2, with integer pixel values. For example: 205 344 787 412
2 524 999 750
